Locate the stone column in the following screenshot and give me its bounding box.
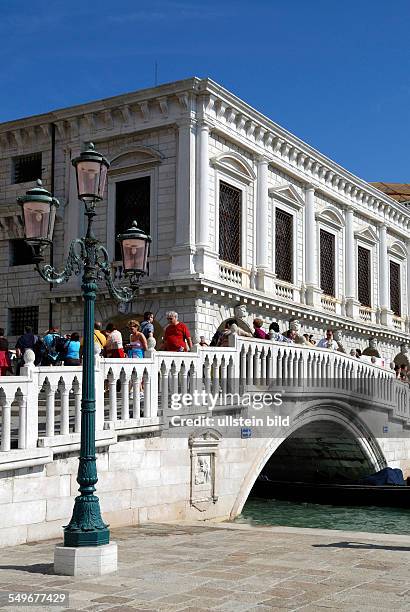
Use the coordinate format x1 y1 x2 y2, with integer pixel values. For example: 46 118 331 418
344 206 360 318
304 184 321 306
195 120 218 276
379 223 393 326
171 119 196 276
255 157 272 291
197 121 209 248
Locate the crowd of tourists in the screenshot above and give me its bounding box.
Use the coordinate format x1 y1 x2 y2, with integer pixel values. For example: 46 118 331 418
0 310 195 375
1 310 409 381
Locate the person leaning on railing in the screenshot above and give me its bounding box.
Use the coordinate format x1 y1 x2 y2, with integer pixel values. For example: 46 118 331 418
316 329 339 350
218 319 252 347
253 318 269 339
268 322 292 343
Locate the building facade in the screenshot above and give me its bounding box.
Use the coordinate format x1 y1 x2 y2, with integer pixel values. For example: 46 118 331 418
0 77 409 361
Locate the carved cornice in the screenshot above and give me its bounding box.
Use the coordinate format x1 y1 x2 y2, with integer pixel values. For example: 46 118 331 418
200 80 410 235
1 76 408 239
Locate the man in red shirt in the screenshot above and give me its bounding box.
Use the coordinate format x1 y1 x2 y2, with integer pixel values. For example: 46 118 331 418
162 311 192 352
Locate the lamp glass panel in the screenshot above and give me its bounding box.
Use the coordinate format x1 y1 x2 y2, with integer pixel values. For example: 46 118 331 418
48 204 57 241
98 164 108 199
76 160 101 198
23 200 50 239
122 238 146 272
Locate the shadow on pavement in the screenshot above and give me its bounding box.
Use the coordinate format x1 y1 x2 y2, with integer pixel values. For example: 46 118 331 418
0 563 54 574
312 541 410 552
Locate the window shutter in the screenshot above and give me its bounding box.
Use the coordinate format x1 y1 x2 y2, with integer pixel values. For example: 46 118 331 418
219 181 241 266
13 153 42 184
320 229 335 297
275 208 293 283
357 246 371 307
9 306 39 336
390 261 401 316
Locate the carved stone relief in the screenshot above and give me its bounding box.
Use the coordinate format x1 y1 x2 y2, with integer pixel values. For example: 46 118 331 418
189 429 221 512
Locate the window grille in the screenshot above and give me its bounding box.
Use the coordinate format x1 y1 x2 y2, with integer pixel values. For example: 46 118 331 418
275 208 293 283
357 246 371 307
320 229 335 297
390 260 401 316
115 177 150 261
13 153 42 184
9 306 39 336
219 181 241 266
9 239 35 266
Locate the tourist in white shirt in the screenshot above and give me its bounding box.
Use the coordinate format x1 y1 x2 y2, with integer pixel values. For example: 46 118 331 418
317 329 339 350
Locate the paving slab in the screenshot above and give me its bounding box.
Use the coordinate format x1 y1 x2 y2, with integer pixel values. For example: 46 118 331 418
0 522 409 611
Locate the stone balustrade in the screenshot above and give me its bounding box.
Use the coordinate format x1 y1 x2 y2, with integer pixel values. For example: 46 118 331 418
0 335 408 472
218 262 250 288
275 281 294 300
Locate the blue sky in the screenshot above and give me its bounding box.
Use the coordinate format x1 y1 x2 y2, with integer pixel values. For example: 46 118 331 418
1 0 409 181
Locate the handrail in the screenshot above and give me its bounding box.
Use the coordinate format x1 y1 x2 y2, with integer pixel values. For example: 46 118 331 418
0 335 406 461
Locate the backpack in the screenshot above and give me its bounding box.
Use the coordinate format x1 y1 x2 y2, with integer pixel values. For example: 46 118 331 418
54 336 69 360
47 334 68 362
34 337 48 366
209 330 223 347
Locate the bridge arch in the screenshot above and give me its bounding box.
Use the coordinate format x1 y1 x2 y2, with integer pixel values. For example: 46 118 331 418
230 401 387 518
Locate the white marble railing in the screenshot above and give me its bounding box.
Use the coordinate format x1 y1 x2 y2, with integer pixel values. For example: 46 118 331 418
218 262 250 288
321 295 337 312
0 336 408 468
219 263 242 285
393 315 404 331
359 306 372 322
275 281 294 300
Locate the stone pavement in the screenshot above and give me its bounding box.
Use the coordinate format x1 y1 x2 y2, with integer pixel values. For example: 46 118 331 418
0 522 409 611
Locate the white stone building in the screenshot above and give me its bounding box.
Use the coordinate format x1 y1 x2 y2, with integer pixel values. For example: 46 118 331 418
0 77 409 360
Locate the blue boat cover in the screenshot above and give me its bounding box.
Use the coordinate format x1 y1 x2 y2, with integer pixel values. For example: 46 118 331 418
361 467 405 486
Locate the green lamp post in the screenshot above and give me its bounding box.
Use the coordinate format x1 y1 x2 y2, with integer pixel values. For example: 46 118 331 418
17 144 151 548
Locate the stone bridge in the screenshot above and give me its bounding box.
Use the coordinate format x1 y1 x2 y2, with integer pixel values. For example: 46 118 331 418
0 335 409 547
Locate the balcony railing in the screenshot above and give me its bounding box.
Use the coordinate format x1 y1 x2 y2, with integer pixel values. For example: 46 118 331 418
393 315 404 331
218 262 250 288
275 280 294 301
321 294 337 313
359 306 373 323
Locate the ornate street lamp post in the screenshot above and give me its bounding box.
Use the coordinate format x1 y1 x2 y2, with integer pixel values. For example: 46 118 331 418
17 144 151 550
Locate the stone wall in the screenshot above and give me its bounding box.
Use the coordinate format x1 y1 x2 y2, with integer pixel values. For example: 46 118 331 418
1 424 409 549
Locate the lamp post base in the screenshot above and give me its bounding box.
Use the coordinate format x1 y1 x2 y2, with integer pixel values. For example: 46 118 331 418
64 526 110 547
54 542 117 576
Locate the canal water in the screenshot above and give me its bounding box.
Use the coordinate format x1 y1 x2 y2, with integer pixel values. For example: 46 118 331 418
236 497 410 535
